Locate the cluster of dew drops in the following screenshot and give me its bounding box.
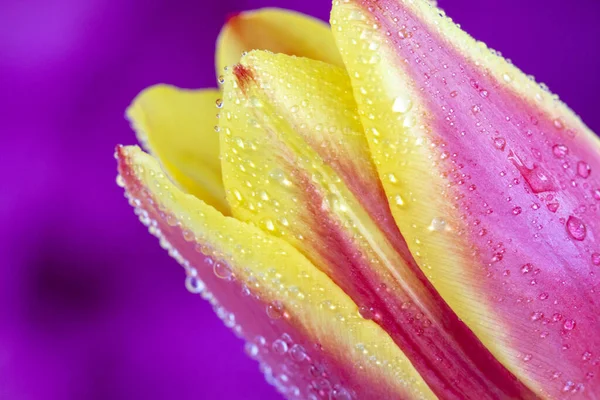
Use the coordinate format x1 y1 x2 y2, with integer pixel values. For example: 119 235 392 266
117 167 355 399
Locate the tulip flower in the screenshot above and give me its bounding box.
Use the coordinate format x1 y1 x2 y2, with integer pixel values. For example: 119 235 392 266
116 0 600 398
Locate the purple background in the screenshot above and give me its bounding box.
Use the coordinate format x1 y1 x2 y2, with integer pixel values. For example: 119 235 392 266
1 0 598 399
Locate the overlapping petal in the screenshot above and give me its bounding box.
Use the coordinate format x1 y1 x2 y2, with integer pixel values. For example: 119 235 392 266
216 8 344 75
127 86 229 213
219 50 535 399
116 145 434 400
332 0 600 396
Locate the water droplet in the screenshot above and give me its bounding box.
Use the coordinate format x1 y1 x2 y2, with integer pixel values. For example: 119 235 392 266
358 305 375 320
332 387 352 400
552 144 569 158
428 217 448 231
577 161 591 178
479 89 489 98
530 311 544 321
521 263 533 274
185 275 205 294
392 96 412 113
523 354 532 362
245 342 259 358
471 105 481 114
213 261 233 279
547 202 560 213
272 339 288 355
583 351 592 361
215 98 223 108
512 206 522 215
566 216 587 241
509 151 556 193
267 301 285 319
592 253 600 266
493 137 506 151
539 292 549 301
593 189 600 200
563 319 576 331
398 28 413 39
289 344 307 362
450 90 458 98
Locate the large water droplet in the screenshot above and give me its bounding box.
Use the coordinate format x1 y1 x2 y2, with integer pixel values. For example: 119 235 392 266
566 216 587 241
509 151 556 193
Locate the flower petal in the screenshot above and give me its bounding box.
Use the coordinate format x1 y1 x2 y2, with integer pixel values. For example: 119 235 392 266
116 145 434 400
127 85 229 214
219 50 534 399
332 0 600 396
216 8 344 75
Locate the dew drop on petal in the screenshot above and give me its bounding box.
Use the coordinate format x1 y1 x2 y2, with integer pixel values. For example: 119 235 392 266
267 301 285 319
213 261 233 279
185 275 205 294
272 339 288 355
289 344 307 362
577 161 591 178
566 216 587 241
592 253 600 266
552 144 569 158
493 137 506 151
563 319 576 331
547 202 560 213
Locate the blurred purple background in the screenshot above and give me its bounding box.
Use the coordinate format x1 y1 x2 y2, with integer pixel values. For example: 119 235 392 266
0 0 598 399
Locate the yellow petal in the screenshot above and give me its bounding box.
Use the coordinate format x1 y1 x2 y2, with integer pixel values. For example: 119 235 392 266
215 8 344 75
127 85 229 214
218 51 533 398
116 145 434 400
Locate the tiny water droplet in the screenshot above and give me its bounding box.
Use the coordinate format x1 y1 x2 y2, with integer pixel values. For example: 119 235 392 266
215 98 223 108
593 189 600 200
512 206 522 215
521 263 533 274
591 253 600 266
552 144 569 158
577 161 591 178
289 344 307 362
213 261 233 279
450 90 458 98
245 342 259 358
530 311 544 321
267 301 285 319
392 96 412 113
272 339 288 355
566 216 587 241
547 202 560 213
493 137 506 151
563 319 576 331
185 275 205 294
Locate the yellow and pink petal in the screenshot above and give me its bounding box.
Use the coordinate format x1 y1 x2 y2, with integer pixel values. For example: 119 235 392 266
116 145 434 400
332 0 600 396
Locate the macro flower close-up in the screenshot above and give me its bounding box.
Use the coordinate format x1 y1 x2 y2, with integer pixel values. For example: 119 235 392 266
2 0 600 399
116 0 600 398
